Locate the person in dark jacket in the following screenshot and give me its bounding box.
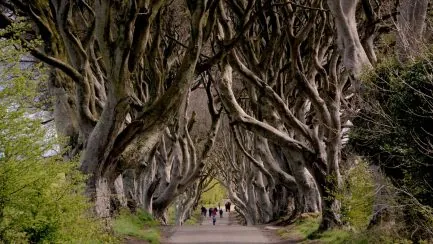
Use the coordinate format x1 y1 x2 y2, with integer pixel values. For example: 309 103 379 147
201 206 207 217
212 208 217 225
225 202 231 212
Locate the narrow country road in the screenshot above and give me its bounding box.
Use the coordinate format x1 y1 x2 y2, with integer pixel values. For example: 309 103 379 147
162 211 280 244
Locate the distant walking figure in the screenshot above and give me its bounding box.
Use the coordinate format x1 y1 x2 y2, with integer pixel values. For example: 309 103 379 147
201 206 207 217
225 202 231 212
211 208 217 225
219 208 223 218
208 208 212 217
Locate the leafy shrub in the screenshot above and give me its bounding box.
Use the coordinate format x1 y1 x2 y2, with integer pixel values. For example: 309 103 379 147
0 23 115 243
340 160 375 230
113 209 160 243
136 210 158 227
351 54 433 240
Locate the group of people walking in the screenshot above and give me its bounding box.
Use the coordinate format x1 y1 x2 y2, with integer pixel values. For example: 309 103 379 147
201 201 231 226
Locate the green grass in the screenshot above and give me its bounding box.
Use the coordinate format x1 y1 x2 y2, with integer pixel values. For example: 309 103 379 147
276 160 377 243
113 209 160 244
342 229 414 244
277 214 415 244
310 229 351 243
276 214 320 241
295 216 321 237
276 214 351 243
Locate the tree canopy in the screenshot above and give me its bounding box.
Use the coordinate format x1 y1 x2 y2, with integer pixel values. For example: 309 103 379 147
1 0 432 241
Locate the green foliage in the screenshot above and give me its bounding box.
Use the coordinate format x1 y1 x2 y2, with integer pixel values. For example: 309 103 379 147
276 215 412 243
353 56 433 205
199 180 226 205
314 229 351 243
277 215 350 243
184 209 201 225
166 204 201 225
351 54 433 240
276 215 320 241
347 229 413 244
310 228 411 244
113 209 160 243
275 212 416 243
167 205 176 225
339 160 375 230
0 22 115 243
294 216 320 238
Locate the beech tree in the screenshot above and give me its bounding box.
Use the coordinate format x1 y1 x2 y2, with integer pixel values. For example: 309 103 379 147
396 0 429 62
327 0 372 75
0 0 219 217
4 0 428 234
0 25 113 242
173 163 219 225
217 123 294 225
149 87 221 221
213 0 428 230
211 0 386 229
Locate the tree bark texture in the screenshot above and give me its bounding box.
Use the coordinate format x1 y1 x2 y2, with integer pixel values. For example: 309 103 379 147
327 0 372 76
1 0 218 217
214 0 362 229
396 0 429 62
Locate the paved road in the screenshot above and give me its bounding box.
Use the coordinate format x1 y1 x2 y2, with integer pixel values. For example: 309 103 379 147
163 211 273 244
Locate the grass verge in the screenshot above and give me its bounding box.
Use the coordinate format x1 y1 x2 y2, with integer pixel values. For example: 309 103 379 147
113 209 160 244
276 214 320 241
276 214 417 243
276 214 350 243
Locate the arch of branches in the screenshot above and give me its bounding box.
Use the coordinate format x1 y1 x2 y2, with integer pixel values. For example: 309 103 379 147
0 0 428 229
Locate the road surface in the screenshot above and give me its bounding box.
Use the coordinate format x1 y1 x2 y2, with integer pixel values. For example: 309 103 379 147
163 211 278 244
